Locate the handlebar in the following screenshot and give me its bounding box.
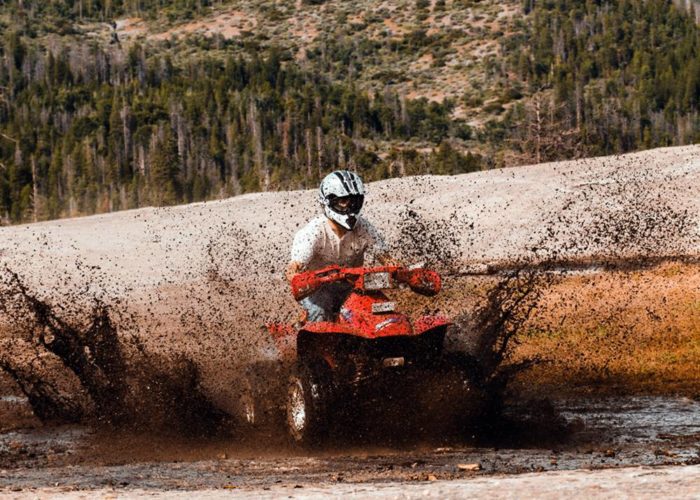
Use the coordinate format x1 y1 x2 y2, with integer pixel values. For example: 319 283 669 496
290 265 441 301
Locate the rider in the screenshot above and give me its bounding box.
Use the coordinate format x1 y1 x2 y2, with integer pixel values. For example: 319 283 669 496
286 170 392 322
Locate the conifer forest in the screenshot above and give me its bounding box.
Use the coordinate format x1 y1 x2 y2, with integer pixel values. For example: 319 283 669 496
0 0 699 222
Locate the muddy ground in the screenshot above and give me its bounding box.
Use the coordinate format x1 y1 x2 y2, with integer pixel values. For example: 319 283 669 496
0 260 698 497
0 395 699 496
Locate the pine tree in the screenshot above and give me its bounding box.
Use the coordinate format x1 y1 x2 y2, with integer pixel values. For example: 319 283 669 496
149 126 181 206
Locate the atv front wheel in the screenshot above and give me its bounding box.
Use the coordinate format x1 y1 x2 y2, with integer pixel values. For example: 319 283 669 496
286 365 329 447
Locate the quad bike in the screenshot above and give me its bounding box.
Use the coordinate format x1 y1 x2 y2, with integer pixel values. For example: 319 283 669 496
239 265 480 446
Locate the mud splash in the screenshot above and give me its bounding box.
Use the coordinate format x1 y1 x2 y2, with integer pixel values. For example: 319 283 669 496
0 268 227 435
457 268 547 389
540 157 699 263
394 207 474 272
0 153 697 446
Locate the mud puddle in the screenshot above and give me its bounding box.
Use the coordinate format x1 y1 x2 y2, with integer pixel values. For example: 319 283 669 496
0 395 698 492
555 396 700 464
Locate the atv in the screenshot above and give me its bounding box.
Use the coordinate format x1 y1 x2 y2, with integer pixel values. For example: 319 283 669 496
240 265 479 446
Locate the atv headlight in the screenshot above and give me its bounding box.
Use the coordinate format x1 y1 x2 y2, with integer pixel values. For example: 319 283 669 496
364 272 393 290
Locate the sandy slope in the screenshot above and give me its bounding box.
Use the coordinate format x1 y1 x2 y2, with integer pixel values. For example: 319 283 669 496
0 145 698 297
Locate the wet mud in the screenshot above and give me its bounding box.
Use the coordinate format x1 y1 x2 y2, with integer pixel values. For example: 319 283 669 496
0 254 555 443
0 395 698 492
0 269 228 434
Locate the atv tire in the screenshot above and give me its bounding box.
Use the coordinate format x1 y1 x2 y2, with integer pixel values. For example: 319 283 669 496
285 363 329 447
239 374 258 427
237 362 288 429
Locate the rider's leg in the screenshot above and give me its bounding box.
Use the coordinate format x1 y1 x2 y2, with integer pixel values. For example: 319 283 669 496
299 282 352 322
299 296 330 322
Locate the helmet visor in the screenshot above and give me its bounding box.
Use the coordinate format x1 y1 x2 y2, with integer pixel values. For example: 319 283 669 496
329 194 364 215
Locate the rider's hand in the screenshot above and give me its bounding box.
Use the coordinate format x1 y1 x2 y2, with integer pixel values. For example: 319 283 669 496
286 261 304 283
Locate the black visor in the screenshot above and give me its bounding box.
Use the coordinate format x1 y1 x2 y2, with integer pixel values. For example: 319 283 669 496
328 194 364 215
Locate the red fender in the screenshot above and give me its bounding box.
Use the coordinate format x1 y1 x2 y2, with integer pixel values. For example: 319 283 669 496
414 315 452 335
299 322 358 335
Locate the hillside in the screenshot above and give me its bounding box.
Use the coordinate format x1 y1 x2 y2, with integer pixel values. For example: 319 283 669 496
1 0 699 223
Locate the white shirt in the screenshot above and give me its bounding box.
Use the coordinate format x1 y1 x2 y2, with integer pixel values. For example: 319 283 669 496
290 215 388 271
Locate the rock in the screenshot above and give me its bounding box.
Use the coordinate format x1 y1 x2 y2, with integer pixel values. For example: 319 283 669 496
457 463 481 472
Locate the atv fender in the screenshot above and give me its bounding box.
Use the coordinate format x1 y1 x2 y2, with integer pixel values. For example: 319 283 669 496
414 316 452 336
298 322 358 335
266 323 297 361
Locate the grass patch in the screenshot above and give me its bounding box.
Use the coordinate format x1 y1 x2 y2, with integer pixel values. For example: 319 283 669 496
510 261 700 396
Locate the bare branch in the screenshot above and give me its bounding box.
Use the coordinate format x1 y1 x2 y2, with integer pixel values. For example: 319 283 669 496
0 132 19 144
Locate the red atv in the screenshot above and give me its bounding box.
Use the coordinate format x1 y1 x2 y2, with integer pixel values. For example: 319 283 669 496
240 265 478 446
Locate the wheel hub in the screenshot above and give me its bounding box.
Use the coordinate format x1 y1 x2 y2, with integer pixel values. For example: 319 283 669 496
287 379 307 439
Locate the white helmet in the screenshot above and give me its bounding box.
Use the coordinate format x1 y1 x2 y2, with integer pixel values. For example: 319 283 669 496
318 170 365 230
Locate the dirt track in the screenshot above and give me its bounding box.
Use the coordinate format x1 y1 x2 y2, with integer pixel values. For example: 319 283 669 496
1 395 699 496
19 466 699 499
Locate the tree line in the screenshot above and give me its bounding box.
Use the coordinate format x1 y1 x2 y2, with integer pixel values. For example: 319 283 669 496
0 36 479 222
1 0 222 22
499 0 700 161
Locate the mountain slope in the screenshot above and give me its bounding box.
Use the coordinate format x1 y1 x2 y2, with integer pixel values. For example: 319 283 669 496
0 0 699 223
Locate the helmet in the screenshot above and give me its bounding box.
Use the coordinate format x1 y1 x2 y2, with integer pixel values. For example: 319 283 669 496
318 170 365 230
